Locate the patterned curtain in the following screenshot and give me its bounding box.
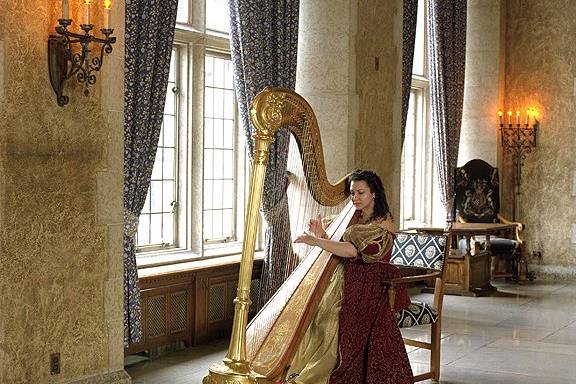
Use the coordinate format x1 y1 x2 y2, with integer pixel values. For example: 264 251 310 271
401 0 418 143
427 0 467 218
123 1 178 345
228 0 299 307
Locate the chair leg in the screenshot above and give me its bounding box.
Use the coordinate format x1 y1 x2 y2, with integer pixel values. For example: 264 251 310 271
431 320 441 381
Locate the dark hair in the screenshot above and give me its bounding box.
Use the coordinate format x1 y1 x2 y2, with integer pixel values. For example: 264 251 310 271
347 169 393 221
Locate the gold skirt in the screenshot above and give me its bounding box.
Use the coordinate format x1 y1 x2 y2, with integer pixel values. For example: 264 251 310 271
287 263 344 384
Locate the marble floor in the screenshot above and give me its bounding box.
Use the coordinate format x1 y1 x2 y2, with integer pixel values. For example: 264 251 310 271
126 281 576 383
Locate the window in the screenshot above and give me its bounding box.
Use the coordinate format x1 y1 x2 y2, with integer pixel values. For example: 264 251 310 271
137 49 179 250
400 0 437 229
137 0 250 263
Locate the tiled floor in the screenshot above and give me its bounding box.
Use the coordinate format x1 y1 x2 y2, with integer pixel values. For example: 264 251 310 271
126 281 576 383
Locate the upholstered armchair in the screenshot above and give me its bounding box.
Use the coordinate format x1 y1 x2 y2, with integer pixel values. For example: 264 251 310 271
453 159 530 282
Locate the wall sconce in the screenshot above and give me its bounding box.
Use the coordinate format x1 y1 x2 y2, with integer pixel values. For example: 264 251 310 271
48 0 116 106
498 108 539 220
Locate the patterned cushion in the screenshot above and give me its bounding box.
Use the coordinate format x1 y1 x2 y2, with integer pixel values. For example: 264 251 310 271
396 301 439 328
391 232 447 271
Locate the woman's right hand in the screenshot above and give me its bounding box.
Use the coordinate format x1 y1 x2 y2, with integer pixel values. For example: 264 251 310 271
308 214 326 239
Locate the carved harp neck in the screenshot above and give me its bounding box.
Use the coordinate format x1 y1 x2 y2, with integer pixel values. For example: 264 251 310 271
250 86 349 207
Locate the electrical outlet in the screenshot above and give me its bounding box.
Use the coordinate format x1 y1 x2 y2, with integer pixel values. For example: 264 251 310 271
50 353 60 375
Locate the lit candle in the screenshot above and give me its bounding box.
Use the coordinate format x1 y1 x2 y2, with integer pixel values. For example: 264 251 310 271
507 110 512 125
525 110 530 126
62 0 69 19
516 110 520 125
84 0 91 25
498 110 503 125
103 0 112 29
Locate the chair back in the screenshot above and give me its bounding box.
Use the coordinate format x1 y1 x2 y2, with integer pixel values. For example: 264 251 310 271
391 232 448 272
454 159 500 223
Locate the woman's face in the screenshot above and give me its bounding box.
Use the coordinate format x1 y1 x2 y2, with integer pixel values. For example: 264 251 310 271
350 180 374 211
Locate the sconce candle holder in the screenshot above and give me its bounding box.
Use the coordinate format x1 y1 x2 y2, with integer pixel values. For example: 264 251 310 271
48 18 116 106
498 109 539 220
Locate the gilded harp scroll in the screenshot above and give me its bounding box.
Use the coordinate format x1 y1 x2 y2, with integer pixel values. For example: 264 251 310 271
204 87 353 384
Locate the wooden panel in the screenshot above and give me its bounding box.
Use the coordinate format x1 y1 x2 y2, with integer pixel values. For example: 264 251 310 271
126 258 263 355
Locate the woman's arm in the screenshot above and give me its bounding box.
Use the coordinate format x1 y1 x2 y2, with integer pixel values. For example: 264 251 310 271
294 233 358 258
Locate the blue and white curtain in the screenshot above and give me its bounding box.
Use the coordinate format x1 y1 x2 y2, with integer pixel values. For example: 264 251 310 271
123 0 178 345
401 0 418 143
428 0 467 218
228 0 300 307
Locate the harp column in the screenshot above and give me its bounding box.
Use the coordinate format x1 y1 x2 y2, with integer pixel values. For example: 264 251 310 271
204 92 286 384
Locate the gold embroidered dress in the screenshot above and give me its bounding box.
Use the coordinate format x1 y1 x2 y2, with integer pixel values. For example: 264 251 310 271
288 223 413 384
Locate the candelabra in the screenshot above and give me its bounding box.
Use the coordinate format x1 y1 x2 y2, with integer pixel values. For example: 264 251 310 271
498 109 539 220
48 1 116 106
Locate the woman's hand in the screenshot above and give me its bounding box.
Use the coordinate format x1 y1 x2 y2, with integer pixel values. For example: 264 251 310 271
294 232 319 247
308 214 327 238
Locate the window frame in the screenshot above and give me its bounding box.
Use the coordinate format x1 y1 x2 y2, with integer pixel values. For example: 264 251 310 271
136 0 255 265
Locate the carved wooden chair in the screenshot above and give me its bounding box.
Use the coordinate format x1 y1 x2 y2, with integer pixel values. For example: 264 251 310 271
454 159 530 282
387 228 451 382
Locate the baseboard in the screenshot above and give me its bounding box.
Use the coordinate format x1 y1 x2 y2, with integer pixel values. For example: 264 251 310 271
529 264 576 281
68 370 131 384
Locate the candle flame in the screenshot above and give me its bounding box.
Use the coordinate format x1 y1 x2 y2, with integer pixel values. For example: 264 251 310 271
84 0 91 4
507 111 512 116
498 110 503 117
104 0 112 9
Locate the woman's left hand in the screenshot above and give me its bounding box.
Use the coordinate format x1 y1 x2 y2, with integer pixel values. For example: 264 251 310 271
294 232 319 247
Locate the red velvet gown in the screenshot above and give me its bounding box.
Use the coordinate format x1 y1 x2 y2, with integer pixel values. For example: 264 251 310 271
328 227 414 384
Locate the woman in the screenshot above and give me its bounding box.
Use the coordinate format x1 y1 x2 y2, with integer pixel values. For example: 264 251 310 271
287 169 413 384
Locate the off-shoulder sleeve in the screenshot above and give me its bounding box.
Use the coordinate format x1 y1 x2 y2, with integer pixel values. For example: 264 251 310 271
342 224 392 263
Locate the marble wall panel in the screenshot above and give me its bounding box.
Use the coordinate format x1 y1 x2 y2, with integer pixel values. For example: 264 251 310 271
459 0 501 168
0 1 126 383
505 0 576 276
355 0 403 221
297 0 357 180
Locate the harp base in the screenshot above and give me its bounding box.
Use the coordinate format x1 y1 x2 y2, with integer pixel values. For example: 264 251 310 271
203 362 270 384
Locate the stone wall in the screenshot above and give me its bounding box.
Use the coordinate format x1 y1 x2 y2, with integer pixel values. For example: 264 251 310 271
0 1 128 383
504 0 576 278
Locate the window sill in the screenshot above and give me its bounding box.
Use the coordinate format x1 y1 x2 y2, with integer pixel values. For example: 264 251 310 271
137 250 265 279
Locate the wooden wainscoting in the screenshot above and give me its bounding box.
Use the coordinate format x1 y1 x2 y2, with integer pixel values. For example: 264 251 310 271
126 256 263 355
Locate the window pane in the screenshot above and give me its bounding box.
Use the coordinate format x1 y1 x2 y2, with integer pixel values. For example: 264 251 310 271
213 210 223 238
164 83 175 114
150 180 163 213
224 59 234 88
204 212 213 240
163 148 175 179
162 182 175 212
223 120 234 148
205 56 214 87
162 213 174 244
213 89 224 118
206 0 230 33
224 90 234 120
177 0 189 24
412 0 426 76
214 58 225 88
223 179 233 208
150 214 162 244
223 150 233 179
213 119 224 148
137 215 150 246
222 209 233 238
151 153 162 179
169 50 176 82
205 88 214 118
204 180 213 210
213 179 223 208
213 149 224 179
141 188 151 214
204 149 214 179
163 115 175 147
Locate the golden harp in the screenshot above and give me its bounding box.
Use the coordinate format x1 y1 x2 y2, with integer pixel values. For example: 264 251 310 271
204 87 355 384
